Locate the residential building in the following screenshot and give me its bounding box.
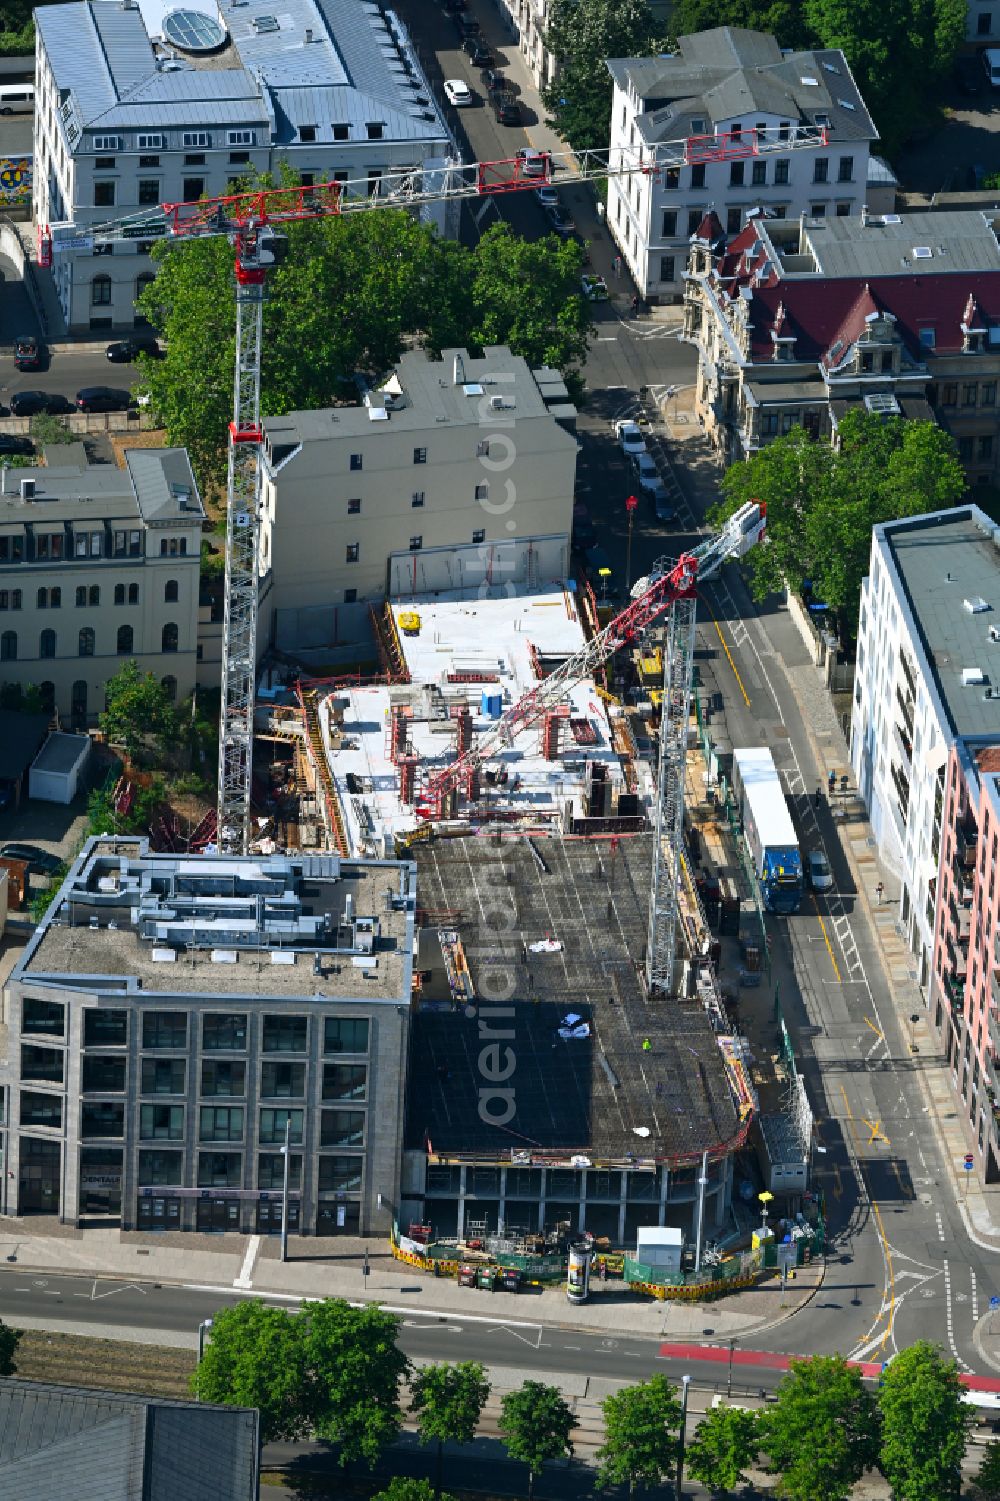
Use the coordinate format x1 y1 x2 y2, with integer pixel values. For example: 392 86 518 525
0 444 203 726
33 0 454 332
969 1 1000 40
0 1379 259 1501
683 207 1000 483
1 838 415 1233
606 27 877 303
852 505 1000 1175
258 346 578 655
497 0 555 91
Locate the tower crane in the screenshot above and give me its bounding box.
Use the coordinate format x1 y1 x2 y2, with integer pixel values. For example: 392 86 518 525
37 124 814 868
414 501 767 994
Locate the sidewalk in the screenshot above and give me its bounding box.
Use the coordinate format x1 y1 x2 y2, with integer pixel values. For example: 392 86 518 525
661 416 1000 1253
0 1219 824 1348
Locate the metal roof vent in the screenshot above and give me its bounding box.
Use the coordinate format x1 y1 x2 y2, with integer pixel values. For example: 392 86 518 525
962 667 987 686
964 596 990 614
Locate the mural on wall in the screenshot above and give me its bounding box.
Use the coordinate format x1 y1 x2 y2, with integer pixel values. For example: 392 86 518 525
0 157 31 204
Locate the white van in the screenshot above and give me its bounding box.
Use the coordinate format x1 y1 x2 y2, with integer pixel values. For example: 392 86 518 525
983 48 1000 88
0 84 34 114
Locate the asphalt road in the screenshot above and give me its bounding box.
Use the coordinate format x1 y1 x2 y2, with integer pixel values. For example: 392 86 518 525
0 349 141 411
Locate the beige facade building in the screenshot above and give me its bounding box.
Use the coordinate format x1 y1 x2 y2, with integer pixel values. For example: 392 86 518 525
683 208 1000 485
0 444 203 726
258 347 578 655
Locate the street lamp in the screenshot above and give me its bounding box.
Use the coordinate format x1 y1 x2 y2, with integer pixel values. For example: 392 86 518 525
196 1317 214 1401
675 1373 692 1500
727 1338 737 1399
625 493 638 593
280 1116 292 1264
758 1189 774 1235
598 565 612 605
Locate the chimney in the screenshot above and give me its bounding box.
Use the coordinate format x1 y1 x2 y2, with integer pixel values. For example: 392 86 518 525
305 26 312 42
453 352 465 386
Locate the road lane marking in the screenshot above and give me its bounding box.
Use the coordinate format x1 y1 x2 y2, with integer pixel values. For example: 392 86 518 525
700 598 751 707
863 1117 889 1148
871 1203 896 1354
233 1235 260 1291
811 895 842 981
864 1017 884 1041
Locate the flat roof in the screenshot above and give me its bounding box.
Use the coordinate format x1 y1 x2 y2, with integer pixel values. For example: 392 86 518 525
883 506 1000 740
406 836 739 1165
31 732 90 776
0 450 202 527
324 588 627 854
803 211 1000 279
20 839 415 1003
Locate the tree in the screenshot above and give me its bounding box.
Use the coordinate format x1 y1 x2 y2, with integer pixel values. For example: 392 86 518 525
541 0 665 152
86 776 167 839
469 224 592 384
757 1354 878 1501
712 412 966 624
189 1299 309 1442
29 412 73 446
596 1374 682 1494
877 1341 971 1501
669 0 812 47
685 1402 761 1495
0 1318 19 1375
499 1380 576 1500
410 1362 490 1495
371 1482 457 1501
301 1298 410 1467
99 661 179 763
976 1438 1000 1499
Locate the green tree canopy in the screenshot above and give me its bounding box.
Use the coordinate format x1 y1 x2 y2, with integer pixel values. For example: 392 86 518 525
596 1374 681 1494
685 1401 761 1494
541 0 665 151
0 1318 19 1376
711 412 966 624
757 1354 878 1501
139 200 593 490
301 1299 410 1467
410 1361 490 1495
99 661 179 763
877 1341 971 1501
371 1482 457 1501
670 0 811 47
498 1381 575 1500
977 1437 1000 1499
190 1300 309 1442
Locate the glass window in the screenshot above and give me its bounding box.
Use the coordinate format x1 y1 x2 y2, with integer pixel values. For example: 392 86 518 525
93 182 115 209
199 1106 244 1142
690 164 705 189
114 583 125 606
411 493 424 508
774 159 789 185
0 630 16 661
686 209 702 234
752 160 766 186
659 255 675 283
472 528 485 545
84 1008 127 1047
318 1155 362 1192
259 1107 303 1144
129 583 139 604
345 543 359 563
161 622 178 653
349 453 362 471
198 1152 242 1187
202 1014 247 1050
982 382 997 407
964 382 978 406
838 155 854 182
729 160 744 187
409 536 422 552
413 447 427 464
201 1059 246 1096
258 1152 301 1190
20 1090 62 1128
138 179 159 205
138 1149 181 1185
81 1101 124 1137
260 1061 305 1098
347 499 361 515
140 1104 184 1140
40 629 56 664
323 1063 367 1101
82 1054 125 1091
79 626 95 657
813 157 829 183
141 1057 185 1095
321 1109 365 1147
324 1016 369 1054
20 1044 63 1083
661 210 677 237
142 1011 187 1049
262 1016 307 1053
116 624 133 654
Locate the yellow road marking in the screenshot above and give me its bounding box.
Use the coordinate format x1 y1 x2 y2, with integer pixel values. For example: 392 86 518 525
864 1016 884 1041
701 599 751 707
811 894 842 981
841 1086 896 1353
863 1117 889 1148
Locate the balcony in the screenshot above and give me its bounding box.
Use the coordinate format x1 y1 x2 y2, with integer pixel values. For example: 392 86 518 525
956 822 979 870
895 683 915 741
990 1003 1000 1058
898 647 917 699
892 717 913 768
890 760 910 825
944 970 967 1012
946 935 968 982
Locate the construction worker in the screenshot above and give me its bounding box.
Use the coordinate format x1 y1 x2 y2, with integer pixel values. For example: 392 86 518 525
642 1037 652 1052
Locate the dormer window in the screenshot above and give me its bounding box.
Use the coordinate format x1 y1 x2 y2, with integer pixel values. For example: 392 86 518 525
919 327 936 350
965 330 986 354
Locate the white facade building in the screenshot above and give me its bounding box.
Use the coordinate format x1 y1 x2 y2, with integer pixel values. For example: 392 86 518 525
257 346 578 655
33 0 454 332
606 27 877 303
968 1 1000 39
850 506 1000 991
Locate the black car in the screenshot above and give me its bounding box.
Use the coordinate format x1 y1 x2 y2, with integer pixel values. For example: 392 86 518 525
0 434 34 455
493 93 521 125
455 13 479 36
14 334 43 372
106 336 160 363
9 390 58 417
75 385 131 413
957 54 981 96
464 35 492 65
0 843 64 876
481 67 506 92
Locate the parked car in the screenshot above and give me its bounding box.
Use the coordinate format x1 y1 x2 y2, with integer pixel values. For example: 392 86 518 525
516 148 550 178
652 485 675 523
106 335 160 363
0 434 34 455
0 843 64 876
983 47 1000 87
75 386 131 412
547 205 576 235
493 93 520 125
10 390 57 417
443 79 473 107
534 184 558 210
464 35 492 65
631 452 660 491
957 54 981 96
615 418 647 458
581 273 608 300
14 334 43 372
481 67 506 93
572 501 596 550
808 847 834 892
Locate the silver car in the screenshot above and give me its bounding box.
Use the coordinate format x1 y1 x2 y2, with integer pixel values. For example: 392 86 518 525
808 847 834 892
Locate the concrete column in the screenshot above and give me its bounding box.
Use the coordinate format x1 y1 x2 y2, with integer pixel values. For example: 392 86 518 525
537 1167 546 1234
659 1164 670 1225
456 1165 466 1240
577 1170 587 1233
618 1171 628 1245
715 1155 733 1228
498 1166 507 1234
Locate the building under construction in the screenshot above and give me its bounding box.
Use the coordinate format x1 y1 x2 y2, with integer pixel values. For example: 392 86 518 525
398 833 754 1245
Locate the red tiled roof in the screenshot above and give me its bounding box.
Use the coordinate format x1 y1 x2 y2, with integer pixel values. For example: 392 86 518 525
692 209 725 245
